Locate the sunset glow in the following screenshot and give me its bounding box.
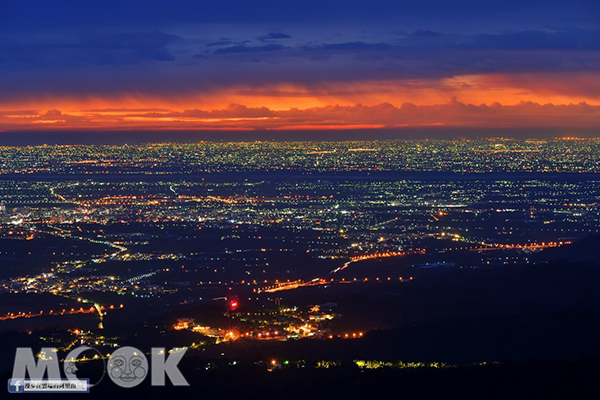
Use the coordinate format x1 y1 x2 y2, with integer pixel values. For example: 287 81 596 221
0 1 599 135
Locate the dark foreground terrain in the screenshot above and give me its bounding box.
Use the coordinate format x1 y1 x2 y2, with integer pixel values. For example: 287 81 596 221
2 239 600 398
1 358 599 400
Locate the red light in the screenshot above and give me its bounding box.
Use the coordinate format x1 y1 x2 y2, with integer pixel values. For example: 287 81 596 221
230 301 238 310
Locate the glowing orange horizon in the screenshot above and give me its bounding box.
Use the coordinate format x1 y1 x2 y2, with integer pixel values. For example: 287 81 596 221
1 73 599 131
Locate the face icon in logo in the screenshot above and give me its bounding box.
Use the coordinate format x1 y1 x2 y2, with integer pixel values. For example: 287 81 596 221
64 361 78 376
108 347 148 388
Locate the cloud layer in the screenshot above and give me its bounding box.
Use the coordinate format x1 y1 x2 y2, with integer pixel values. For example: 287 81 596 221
0 1 598 133
2 101 599 132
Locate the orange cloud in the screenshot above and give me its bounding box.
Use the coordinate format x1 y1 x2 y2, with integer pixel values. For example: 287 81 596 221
3 71 599 114
1 100 599 132
1 70 599 132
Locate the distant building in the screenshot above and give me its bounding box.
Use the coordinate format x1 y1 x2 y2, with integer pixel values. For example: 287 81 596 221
173 317 194 330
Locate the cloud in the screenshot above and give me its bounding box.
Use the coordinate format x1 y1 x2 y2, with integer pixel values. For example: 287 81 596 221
312 42 393 51
411 29 443 38
206 40 234 47
0 30 182 67
2 101 599 131
44 109 63 117
1 24 599 105
469 28 600 50
257 32 292 41
214 44 287 54
141 104 275 119
1 0 599 137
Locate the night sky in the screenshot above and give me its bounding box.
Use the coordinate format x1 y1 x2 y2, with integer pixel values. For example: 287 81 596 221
1 0 599 134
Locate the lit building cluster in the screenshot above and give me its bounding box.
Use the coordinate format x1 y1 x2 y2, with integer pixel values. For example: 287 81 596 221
0 139 599 350
0 139 598 175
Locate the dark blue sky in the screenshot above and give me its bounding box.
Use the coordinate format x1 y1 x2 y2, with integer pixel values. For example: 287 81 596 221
0 0 598 132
